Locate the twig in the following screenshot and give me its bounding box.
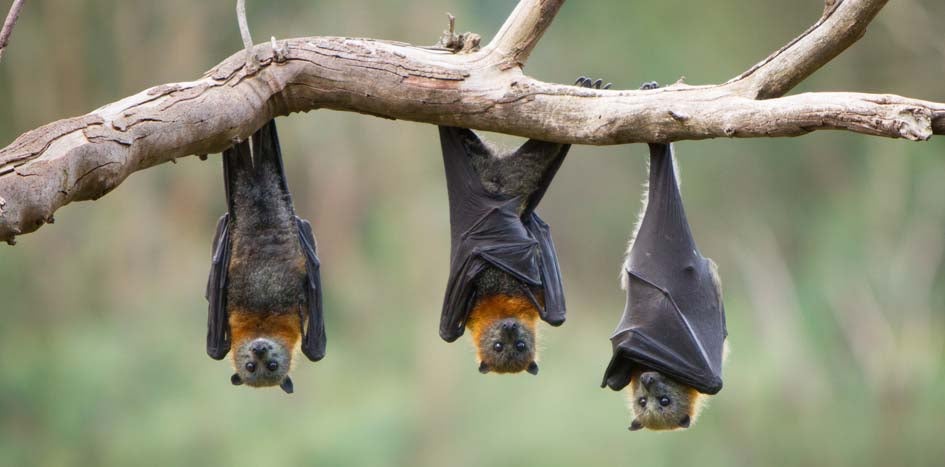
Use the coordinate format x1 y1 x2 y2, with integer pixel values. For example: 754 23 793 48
236 0 258 72
0 0 26 63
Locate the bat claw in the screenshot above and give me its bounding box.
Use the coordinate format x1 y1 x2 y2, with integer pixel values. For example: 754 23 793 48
574 75 614 90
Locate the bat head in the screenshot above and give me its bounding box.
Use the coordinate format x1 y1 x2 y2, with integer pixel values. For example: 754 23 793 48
230 337 294 393
627 370 703 431
476 317 538 375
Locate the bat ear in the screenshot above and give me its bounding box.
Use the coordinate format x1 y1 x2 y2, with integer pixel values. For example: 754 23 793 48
629 419 644 431
478 361 491 374
230 373 243 386
678 415 691 428
280 376 295 394
526 361 539 375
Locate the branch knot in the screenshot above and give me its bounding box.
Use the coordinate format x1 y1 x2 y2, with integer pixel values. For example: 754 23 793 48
436 13 481 53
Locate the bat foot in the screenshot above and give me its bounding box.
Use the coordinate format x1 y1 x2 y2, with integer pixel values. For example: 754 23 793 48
574 76 612 90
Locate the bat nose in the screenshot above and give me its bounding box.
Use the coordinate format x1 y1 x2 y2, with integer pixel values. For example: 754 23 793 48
251 342 268 357
642 373 656 389
501 321 519 331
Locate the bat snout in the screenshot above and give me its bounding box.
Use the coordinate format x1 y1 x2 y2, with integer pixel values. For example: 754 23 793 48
500 320 519 332
251 341 270 357
641 372 657 389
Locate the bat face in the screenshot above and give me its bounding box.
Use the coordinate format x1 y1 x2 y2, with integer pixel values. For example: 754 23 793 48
231 338 293 387
627 371 701 431
476 318 537 374
225 308 302 393
467 294 540 375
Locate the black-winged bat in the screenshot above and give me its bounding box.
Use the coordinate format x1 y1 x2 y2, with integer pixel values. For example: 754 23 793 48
438 76 611 375
601 85 728 429
206 120 326 394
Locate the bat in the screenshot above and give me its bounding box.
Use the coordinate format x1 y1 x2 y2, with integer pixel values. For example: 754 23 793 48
205 119 326 394
438 76 610 375
601 138 727 430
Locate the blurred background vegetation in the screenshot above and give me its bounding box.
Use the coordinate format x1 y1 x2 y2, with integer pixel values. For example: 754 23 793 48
1 0 944 466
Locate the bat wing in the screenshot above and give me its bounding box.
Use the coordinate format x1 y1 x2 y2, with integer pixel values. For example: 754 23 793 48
603 267 724 394
523 213 565 325
439 201 544 341
205 218 233 360
438 126 563 341
602 143 726 394
519 139 570 325
516 138 570 218
205 133 256 360
296 216 326 361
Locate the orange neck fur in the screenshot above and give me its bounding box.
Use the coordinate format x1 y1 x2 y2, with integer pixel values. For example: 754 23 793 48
228 309 302 355
466 294 539 360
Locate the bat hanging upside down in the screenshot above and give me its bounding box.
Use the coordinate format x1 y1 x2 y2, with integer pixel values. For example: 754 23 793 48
438 76 611 375
601 82 728 431
205 120 326 394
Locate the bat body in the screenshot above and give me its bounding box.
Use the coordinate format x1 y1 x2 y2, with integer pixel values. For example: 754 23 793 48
437 77 610 375
602 141 727 430
437 126 568 375
206 120 325 393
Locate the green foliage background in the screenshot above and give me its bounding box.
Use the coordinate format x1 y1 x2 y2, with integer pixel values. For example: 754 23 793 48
1 1 944 466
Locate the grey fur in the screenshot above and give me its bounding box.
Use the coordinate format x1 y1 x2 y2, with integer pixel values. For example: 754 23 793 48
476 317 537 373
226 147 307 313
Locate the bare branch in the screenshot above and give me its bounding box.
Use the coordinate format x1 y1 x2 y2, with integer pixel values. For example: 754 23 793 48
483 0 564 68
236 0 259 71
0 0 941 244
726 0 889 99
0 0 26 63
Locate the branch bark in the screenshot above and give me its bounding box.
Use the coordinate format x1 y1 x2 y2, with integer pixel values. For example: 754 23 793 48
727 0 890 99
0 0 940 243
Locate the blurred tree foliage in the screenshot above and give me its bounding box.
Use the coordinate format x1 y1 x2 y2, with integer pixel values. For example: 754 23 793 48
0 1 943 466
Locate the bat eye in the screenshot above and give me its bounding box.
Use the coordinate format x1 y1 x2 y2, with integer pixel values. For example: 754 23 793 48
267 361 279 372
515 341 526 352
245 362 256 373
659 397 671 407
638 397 647 407
493 342 504 352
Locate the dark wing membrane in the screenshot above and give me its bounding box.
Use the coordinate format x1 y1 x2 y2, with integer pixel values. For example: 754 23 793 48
439 253 488 342
517 140 570 218
296 217 326 361
603 270 723 394
205 213 232 360
438 201 543 341
523 213 565 325
438 126 569 341
204 135 251 360
602 143 726 394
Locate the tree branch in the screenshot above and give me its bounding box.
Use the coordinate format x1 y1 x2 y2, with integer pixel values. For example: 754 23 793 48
726 0 890 99
0 0 26 63
0 0 940 243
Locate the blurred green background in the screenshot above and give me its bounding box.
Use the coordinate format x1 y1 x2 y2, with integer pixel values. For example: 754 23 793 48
1 0 944 466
